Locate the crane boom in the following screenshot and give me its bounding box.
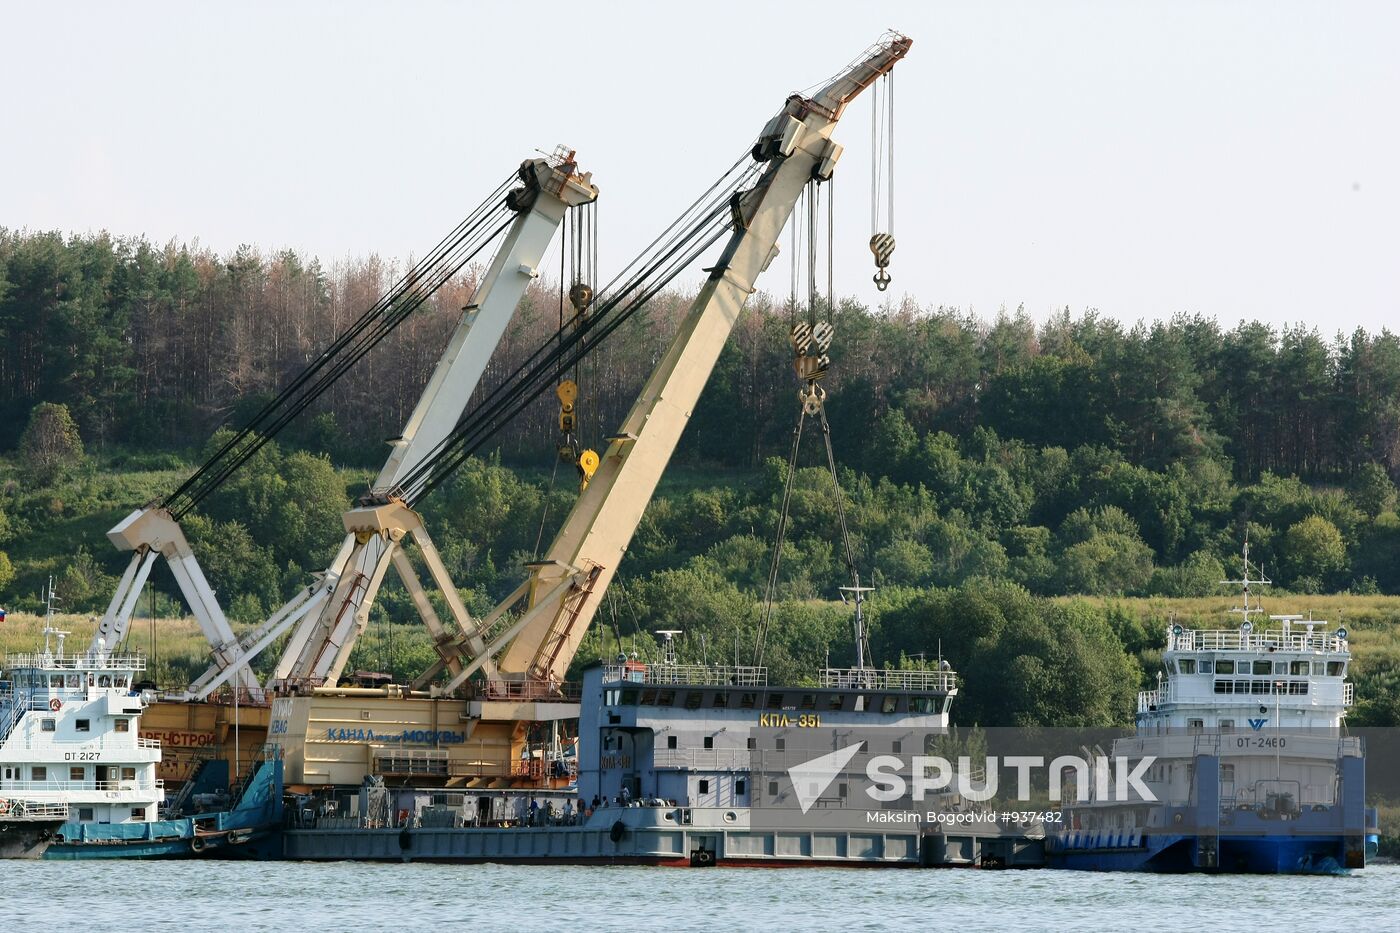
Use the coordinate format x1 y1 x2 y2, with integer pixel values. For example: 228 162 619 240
261 152 599 692
427 33 912 693
146 152 596 700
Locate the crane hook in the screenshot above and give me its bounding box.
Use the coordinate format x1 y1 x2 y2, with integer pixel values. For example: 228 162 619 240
869 233 895 292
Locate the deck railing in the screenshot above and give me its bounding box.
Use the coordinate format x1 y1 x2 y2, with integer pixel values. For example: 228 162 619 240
1168 630 1347 653
602 663 769 687
819 668 957 692
5 652 147 671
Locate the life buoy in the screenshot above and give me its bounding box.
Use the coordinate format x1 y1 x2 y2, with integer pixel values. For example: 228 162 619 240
0 798 10 815
190 836 208 853
48 698 62 711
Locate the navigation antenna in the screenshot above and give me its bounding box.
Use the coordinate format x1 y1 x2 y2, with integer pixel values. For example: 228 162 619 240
655 630 682 666
40 576 70 658
1222 537 1271 636
839 585 876 669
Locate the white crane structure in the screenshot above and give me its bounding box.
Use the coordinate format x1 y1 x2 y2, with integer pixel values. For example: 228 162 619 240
401 32 912 697
93 151 598 700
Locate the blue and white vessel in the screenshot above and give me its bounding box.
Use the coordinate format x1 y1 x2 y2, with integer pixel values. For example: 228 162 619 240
0 583 281 859
1048 546 1379 873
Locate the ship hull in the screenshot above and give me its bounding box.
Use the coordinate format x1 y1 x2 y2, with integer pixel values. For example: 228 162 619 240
1048 833 1357 874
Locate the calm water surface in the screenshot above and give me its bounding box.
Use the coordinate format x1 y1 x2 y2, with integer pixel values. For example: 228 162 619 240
5 861 1396 931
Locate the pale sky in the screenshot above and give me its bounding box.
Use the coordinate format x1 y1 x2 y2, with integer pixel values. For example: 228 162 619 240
2 1 1395 333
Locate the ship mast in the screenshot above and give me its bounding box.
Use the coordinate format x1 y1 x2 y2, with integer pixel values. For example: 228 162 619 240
1222 537 1270 635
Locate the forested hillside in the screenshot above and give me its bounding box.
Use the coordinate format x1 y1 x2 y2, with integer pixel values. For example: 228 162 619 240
4 228 1400 727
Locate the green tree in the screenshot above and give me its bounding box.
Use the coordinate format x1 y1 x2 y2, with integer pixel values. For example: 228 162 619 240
1348 463 1397 518
19 401 85 481
1280 515 1347 589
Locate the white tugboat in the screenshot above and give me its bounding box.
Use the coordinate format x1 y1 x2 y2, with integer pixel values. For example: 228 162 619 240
1048 544 1379 872
0 582 282 858
0 582 162 856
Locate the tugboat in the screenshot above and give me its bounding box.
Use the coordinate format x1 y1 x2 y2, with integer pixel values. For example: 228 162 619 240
1047 544 1379 873
0 582 282 859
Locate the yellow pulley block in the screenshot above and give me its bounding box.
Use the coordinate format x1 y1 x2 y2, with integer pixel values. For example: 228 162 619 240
577 448 600 490
557 380 578 433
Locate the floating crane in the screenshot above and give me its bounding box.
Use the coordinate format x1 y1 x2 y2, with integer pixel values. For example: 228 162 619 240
92 151 598 701
262 32 914 791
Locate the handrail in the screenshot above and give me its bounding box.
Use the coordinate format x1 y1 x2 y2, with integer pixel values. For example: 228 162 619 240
1168 630 1347 653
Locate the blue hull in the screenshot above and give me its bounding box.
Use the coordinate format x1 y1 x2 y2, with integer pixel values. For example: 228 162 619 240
41 757 283 861
1049 833 1353 874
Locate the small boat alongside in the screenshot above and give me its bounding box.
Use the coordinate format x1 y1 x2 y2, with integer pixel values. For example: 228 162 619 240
0 583 282 859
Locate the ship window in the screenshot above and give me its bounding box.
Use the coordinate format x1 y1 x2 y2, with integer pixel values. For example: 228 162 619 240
641 689 657 705
1177 659 1196 674
75 719 90 732
1251 682 1267 694
838 783 848 798
1214 680 1228 693
685 692 703 710
1290 661 1309 676
766 694 785 710
799 694 817 710
70 766 85 781
1312 661 1325 676
78 807 94 822
621 689 638 705
776 738 785 751
121 767 136 781
892 740 903 754
1252 661 1271 675
667 735 677 750
736 779 746 797
911 696 937 714
1273 661 1287 676
828 694 845 711
739 693 756 709
115 718 130 733
657 691 676 706
881 696 899 714
1327 662 1345 676
703 736 714 750
32 766 47 780
747 737 756 750
98 675 111 688
698 780 710 795
1290 682 1308 695
49 675 61 688
42 718 56 732
712 692 728 708
1200 660 1214 674
1221 764 1235 783
131 807 146 819
1220 720 1234 732
1236 680 1248 694
854 695 867 712
1188 719 1204 734
768 780 779 797
1216 660 1235 674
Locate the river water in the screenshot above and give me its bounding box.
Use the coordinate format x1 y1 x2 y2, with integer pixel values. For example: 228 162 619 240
5 861 1395 930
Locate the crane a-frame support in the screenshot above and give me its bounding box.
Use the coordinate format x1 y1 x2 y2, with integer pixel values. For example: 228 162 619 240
423 34 912 695
106 153 596 700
